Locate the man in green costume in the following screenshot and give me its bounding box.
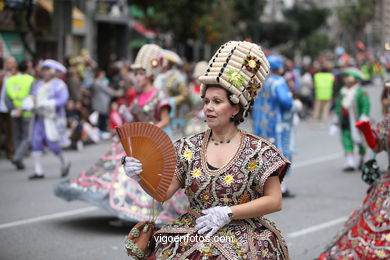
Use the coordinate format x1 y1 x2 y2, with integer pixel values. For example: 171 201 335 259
332 67 370 172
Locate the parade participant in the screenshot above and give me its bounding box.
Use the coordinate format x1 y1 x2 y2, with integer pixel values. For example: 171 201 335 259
252 55 296 198
29 59 71 179
159 49 190 137
124 41 290 259
54 44 188 225
184 61 208 136
4 60 35 170
0 57 17 160
380 81 390 115
331 67 370 171
318 117 390 259
312 65 335 123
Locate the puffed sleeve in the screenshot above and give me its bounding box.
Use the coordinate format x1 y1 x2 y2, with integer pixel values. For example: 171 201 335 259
253 139 291 195
173 138 189 189
155 89 171 120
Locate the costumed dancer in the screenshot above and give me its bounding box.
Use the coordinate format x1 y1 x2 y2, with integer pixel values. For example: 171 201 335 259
184 61 209 136
54 44 188 225
29 59 71 179
330 67 370 172
252 55 297 198
124 41 290 259
381 81 390 115
318 117 390 259
159 49 190 138
5 60 35 170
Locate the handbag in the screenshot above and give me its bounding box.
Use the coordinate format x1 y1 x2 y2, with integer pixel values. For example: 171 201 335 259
361 153 381 185
124 221 156 259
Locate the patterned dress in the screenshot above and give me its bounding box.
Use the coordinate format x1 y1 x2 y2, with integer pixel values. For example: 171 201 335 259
149 130 290 259
54 88 189 224
318 116 390 259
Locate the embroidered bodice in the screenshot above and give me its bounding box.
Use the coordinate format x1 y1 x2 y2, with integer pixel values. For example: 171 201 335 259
175 130 290 212
129 88 170 124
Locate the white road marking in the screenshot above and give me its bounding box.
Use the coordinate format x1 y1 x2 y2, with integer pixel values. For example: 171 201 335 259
286 152 347 239
0 206 98 230
293 152 343 169
287 216 348 239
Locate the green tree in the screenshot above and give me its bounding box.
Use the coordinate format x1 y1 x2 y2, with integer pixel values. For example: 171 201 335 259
337 0 378 51
128 0 267 49
258 3 329 58
301 32 330 58
285 3 329 58
231 0 266 42
284 4 329 41
129 0 212 44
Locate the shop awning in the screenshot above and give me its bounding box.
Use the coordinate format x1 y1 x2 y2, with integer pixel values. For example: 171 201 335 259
0 31 25 61
36 0 85 34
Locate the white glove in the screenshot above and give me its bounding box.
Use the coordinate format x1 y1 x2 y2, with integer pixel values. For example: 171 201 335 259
37 99 56 109
195 206 232 237
292 99 303 112
122 156 142 182
329 124 339 136
359 114 370 122
118 104 127 115
22 96 34 111
119 105 134 123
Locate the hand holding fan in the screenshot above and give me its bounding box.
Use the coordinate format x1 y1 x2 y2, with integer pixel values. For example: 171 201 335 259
116 122 176 202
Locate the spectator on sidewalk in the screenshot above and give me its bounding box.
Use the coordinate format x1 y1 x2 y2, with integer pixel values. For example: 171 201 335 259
91 68 121 133
0 57 17 160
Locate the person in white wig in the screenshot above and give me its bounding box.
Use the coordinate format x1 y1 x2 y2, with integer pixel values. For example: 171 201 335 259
29 59 70 179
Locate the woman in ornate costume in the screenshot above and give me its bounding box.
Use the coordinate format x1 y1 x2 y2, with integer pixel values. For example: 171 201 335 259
318 115 390 259
184 61 209 136
54 44 188 225
124 41 290 259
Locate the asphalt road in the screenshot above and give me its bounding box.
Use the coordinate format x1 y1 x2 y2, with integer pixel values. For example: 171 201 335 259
0 82 385 260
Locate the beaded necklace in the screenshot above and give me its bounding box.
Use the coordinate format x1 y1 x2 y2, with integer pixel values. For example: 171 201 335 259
210 130 239 146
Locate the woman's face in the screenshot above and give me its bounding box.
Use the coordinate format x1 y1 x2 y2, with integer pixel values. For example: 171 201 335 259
203 86 239 129
135 69 149 89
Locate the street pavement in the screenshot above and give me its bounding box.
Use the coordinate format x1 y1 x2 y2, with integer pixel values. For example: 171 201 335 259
0 82 385 260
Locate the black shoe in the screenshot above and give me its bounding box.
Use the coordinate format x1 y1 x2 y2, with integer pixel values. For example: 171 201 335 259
29 173 45 180
12 160 25 170
61 162 71 177
282 190 295 198
342 166 355 172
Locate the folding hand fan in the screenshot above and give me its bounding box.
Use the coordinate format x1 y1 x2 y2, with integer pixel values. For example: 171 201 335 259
116 122 176 202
